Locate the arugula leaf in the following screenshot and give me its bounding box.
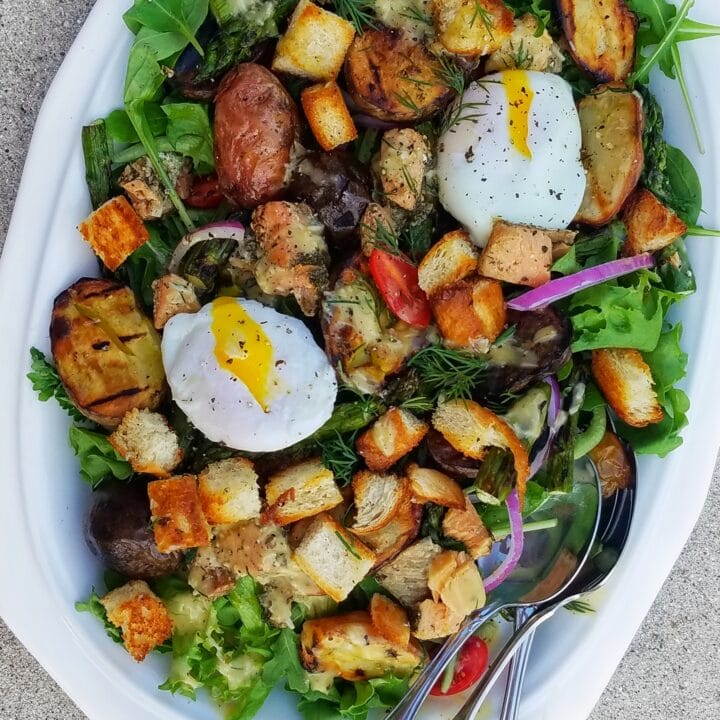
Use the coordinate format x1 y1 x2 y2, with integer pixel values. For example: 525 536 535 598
76 591 123 643
567 272 664 352
28 348 86 422
68 426 133 488
162 103 215 173
617 324 690 456
124 0 209 56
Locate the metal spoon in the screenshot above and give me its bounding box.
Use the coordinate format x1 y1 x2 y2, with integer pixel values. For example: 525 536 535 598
386 460 603 720
452 475 636 720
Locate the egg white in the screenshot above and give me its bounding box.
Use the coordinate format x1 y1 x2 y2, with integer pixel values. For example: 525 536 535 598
161 298 337 452
437 70 586 245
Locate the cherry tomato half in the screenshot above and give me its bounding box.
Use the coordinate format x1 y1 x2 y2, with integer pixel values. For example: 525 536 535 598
368 248 431 328
186 173 225 208
430 636 489 697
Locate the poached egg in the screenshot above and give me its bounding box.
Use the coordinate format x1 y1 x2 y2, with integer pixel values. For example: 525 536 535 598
437 70 586 245
162 297 337 452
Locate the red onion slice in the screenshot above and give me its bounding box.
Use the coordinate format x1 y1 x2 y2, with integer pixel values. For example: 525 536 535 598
506 254 655 311
169 221 245 273
483 488 524 593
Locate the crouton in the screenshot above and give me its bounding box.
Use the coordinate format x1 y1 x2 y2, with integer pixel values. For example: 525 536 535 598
413 599 464 640
479 221 553 287
272 0 355 81
547 228 578 260
375 537 443 607
377 129 430 211
300 610 422 680
442 496 494 559
252 201 330 316
428 551 486 615
433 399 529 507
558 0 637 82
589 430 634 498
591 348 663 428
350 471 406 535
151 274 200 330
265 458 343 526
100 580 173 661
359 203 396 257
197 457 262 526
361 497 423 566
147 475 211 553
188 546 237 599
430 0 514 57
485 13 565 73
356 407 429 472
293 514 376 602
407 463 466 510
418 230 480 298
432 278 506 351
623 188 688 256
301 81 358 151
370 593 411 647
109 408 182 477
77 195 150 272
575 86 644 226
374 0 434 38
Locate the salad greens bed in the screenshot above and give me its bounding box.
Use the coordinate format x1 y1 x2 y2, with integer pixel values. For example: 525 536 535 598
27 1 720 719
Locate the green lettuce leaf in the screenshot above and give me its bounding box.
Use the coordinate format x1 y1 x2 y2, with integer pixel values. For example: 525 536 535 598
27 348 86 422
68 427 133 488
76 591 123 644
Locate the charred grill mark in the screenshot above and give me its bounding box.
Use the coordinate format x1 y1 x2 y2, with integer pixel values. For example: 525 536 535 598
118 333 147 343
50 316 71 342
92 340 111 351
86 386 148 408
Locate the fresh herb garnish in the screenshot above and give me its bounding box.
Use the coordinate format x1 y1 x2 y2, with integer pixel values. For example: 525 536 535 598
334 0 377 33
322 431 362 485
335 530 362 559
409 344 488 401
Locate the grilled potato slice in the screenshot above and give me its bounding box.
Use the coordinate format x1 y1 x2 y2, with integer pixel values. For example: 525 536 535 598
50 278 165 428
575 86 644 226
558 0 637 82
344 28 452 122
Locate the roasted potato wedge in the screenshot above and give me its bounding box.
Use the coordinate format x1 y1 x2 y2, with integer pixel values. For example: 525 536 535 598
575 86 644 226
558 0 637 82
344 28 452 121
50 278 166 428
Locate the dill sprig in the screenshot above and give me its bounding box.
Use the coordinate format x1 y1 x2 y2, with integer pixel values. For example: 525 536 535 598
400 395 435 413
334 0 377 33
400 4 433 26
322 431 362 485
434 54 466 95
511 39 534 70
360 218 401 255
434 56 490 134
335 530 362 559
565 600 595 615
471 0 495 37
393 90 423 115
408 344 488 401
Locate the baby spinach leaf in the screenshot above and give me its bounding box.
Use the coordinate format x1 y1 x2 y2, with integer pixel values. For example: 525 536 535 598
124 43 166 104
552 222 625 276
124 0 209 56
68 426 133 488
106 104 167 144
162 102 215 173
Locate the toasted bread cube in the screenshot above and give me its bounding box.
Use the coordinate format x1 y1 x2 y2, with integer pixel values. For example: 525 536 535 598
266 458 343 526
430 0 514 57
485 13 564 73
300 610 422 680
369 593 411 647
623 188 688 256
376 537 443 607
377 129 430 211
359 203 396 257
350 471 406 535
413 599 464 640
592 348 664 428
78 195 150 272
432 278 506 351
301 81 358 151
479 221 553 287
356 407 429 472
418 230 480 298
198 457 261 526
407 463 466 509
109 408 182 477
360 497 423 566
148 475 211 553
428 550 486 615
100 580 173 661
443 496 493 559
272 0 355 81
547 228 578 260
151 273 200 330
293 514 376 601
187 546 237 599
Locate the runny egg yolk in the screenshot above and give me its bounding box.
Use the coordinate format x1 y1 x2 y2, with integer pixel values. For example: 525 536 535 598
502 69 534 159
210 296 273 411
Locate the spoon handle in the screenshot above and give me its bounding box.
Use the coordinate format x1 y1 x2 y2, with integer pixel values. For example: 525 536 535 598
385 600 505 720
499 628 535 720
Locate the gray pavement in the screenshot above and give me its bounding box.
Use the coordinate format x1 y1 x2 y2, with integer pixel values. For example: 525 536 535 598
1 1 719 719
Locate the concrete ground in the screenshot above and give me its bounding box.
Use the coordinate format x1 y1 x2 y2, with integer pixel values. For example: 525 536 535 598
1 1 719 718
